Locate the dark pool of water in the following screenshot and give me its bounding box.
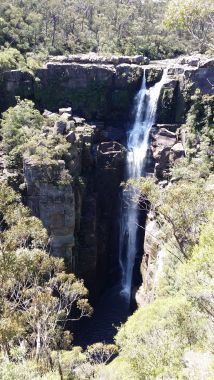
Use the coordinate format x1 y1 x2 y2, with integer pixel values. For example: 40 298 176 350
74 284 131 348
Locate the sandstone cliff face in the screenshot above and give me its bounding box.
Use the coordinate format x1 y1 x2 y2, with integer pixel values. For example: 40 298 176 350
1 58 146 122
20 106 126 295
0 55 169 124
2 54 214 125
24 158 76 267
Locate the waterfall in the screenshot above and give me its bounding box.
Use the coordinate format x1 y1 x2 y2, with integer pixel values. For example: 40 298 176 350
119 69 168 301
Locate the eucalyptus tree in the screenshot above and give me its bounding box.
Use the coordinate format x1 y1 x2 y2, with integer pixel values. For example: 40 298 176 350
0 182 92 365
165 0 214 52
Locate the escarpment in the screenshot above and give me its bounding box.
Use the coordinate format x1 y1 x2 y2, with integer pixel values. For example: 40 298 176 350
1 53 214 301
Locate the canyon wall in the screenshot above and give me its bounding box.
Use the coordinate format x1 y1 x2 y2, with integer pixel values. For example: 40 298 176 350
1 54 214 298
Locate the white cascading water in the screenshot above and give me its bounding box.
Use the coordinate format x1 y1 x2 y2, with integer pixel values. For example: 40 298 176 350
119 69 168 301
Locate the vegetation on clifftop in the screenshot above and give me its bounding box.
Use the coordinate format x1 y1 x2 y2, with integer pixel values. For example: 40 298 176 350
0 0 213 67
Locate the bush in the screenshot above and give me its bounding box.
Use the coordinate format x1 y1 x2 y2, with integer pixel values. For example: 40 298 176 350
0 47 25 75
1 98 44 168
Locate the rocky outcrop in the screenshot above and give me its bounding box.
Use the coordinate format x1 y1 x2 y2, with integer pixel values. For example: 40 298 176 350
20 106 126 295
22 110 94 269
157 79 179 124
136 213 164 307
150 124 185 179
2 54 214 126
48 53 149 65
24 158 76 267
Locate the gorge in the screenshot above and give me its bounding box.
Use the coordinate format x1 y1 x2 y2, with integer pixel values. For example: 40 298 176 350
1 53 214 350
1 0 214 376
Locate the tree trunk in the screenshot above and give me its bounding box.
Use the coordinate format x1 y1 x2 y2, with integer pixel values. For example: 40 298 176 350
35 323 41 361
52 15 58 47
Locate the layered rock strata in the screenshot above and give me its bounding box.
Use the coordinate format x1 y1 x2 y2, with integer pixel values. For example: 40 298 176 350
20 108 126 295
2 54 214 125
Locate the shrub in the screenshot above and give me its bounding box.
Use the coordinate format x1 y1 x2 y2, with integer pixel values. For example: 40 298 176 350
1 98 44 168
0 47 25 75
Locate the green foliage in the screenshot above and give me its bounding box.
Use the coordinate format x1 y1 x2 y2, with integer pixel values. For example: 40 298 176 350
23 132 71 165
0 0 213 62
172 90 214 178
115 297 209 379
0 47 46 78
99 212 214 380
0 182 92 376
164 0 214 53
1 98 44 168
1 98 72 171
0 359 42 380
0 181 48 248
127 176 214 259
171 212 214 321
0 0 204 60
0 47 25 74
0 342 118 379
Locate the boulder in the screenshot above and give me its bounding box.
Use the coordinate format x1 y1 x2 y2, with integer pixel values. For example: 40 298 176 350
155 124 180 133
43 109 55 118
60 112 73 121
66 131 76 144
54 120 67 134
152 128 177 148
132 55 149 65
185 57 200 67
73 117 86 125
170 142 185 162
59 107 72 116
154 147 171 179
177 55 202 67
97 141 126 161
66 120 75 133
200 58 214 68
